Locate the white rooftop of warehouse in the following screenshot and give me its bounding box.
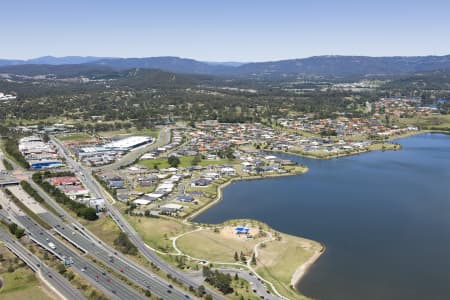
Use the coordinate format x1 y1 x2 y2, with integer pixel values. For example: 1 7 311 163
104 136 153 149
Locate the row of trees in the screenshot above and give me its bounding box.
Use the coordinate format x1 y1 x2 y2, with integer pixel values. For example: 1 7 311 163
20 181 45 203
33 172 98 221
3 138 29 168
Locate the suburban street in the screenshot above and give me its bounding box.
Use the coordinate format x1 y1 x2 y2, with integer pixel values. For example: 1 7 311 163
50 133 230 300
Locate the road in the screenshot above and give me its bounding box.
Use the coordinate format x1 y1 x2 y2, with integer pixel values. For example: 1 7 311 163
50 134 229 299
0 227 87 300
10 183 194 300
0 192 145 300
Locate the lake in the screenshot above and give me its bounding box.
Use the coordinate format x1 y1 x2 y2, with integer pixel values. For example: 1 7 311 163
195 133 450 300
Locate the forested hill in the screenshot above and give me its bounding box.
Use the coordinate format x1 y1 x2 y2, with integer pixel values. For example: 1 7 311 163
2 55 450 78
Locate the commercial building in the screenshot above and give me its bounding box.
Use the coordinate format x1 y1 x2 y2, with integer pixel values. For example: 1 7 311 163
19 136 63 169
103 136 153 152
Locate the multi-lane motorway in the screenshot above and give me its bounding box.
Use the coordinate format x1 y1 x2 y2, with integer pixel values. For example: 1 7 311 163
1 187 146 300
50 134 230 300
7 130 283 300
5 183 193 300
0 227 87 300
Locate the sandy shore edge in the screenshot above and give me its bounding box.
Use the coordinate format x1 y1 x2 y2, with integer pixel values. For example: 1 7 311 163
290 244 325 289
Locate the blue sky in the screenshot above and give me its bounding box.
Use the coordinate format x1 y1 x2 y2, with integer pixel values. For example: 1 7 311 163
2 0 450 61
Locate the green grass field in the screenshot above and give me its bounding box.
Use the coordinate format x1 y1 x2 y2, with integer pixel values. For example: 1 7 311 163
138 156 236 169
256 233 321 300
0 256 51 300
125 216 194 252
57 132 93 142
176 228 259 263
81 215 121 246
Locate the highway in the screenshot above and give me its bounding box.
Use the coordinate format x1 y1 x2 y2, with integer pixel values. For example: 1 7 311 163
0 227 87 300
1 188 145 299
8 183 193 300
50 134 230 299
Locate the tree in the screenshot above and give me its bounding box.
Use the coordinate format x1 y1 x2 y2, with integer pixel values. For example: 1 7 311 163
57 263 67 274
191 154 202 166
251 253 257 266
240 251 246 263
234 251 239 262
167 156 180 168
196 285 205 297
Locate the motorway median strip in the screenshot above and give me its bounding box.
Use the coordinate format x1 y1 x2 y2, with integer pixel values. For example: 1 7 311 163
4 188 52 230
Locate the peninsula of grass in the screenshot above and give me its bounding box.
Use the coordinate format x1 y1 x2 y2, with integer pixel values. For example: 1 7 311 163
172 219 321 300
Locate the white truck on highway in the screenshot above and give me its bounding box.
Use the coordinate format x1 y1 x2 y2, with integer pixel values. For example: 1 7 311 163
48 242 56 250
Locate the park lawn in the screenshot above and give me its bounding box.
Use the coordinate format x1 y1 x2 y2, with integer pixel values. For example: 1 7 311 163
368 142 401 151
138 156 237 170
57 132 93 142
81 215 121 246
176 228 260 263
125 215 194 253
0 267 50 300
255 233 322 300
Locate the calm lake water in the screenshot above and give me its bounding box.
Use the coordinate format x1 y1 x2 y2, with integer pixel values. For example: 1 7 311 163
195 133 450 300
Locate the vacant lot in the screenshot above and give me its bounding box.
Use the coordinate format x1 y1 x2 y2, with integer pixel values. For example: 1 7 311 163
81 215 121 246
57 132 93 142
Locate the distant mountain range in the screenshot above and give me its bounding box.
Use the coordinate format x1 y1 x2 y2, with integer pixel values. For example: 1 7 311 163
1 55 450 78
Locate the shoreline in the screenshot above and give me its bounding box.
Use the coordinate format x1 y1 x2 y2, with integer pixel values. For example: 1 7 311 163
290 244 326 291
186 166 308 222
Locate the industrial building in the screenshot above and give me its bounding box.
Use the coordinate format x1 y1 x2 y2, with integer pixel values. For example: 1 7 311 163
76 135 153 166
19 136 63 169
103 136 153 151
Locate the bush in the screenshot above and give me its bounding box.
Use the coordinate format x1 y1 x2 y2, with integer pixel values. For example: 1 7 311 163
113 232 138 255
8 222 25 239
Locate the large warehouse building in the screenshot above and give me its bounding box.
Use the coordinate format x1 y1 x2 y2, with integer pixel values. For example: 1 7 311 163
103 136 153 152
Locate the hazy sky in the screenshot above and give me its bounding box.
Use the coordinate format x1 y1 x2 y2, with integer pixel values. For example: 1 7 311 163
2 0 450 61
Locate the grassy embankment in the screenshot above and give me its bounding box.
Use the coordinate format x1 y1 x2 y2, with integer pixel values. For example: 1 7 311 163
0 245 54 300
